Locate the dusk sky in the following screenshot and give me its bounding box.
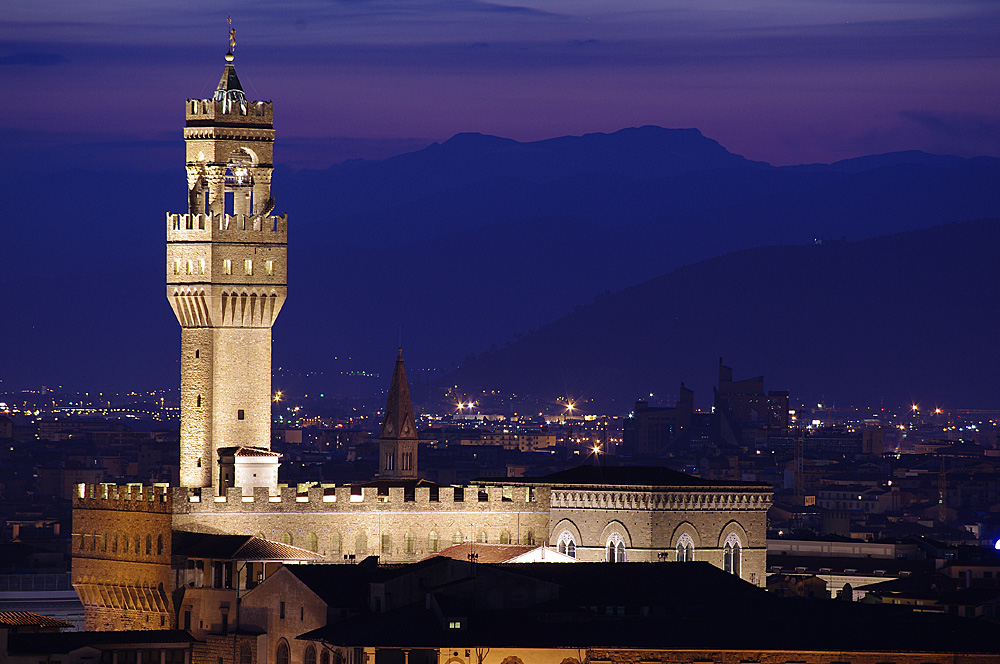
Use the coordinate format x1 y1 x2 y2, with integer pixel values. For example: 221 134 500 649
5 0 1000 169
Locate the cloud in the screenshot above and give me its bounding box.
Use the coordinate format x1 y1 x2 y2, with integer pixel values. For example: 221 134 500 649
0 52 69 66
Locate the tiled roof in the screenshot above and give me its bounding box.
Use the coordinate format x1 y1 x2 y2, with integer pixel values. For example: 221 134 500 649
173 531 324 560
431 543 538 564
0 611 72 628
7 630 194 655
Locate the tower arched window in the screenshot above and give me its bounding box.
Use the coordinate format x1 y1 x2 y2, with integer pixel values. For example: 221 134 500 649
306 532 318 553
146 534 152 555
676 533 695 562
381 532 391 554
332 532 342 556
280 532 292 546
453 530 463 545
476 530 487 544
305 645 317 664
499 530 511 545
428 530 439 553
723 532 742 577
405 532 415 554
276 641 290 664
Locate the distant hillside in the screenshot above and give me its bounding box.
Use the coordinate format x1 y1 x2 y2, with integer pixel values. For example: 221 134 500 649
441 219 1000 410
4 126 1000 394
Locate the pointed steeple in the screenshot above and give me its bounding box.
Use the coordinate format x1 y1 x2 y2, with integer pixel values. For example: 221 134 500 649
380 348 417 440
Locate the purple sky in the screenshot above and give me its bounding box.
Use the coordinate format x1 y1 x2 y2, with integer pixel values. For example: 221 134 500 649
3 0 1000 167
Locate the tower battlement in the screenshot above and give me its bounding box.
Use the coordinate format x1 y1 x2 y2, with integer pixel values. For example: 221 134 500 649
74 483 172 513
167 212 287 241
186 98 273 124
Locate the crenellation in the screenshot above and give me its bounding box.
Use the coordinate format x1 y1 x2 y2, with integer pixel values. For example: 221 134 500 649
167 212 287 239
186 97 273 122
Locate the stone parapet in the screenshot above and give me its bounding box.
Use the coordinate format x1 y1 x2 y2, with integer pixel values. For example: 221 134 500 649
74 483 172 512
171 483 549 515
186 98 273 124
550 487 772 511
167 213 287 242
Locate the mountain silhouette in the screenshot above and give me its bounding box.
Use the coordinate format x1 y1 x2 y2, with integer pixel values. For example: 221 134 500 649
441 218 1000 411
4 127 999 398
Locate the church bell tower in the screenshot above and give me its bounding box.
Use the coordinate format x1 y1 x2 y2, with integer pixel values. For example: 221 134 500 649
378 349 419 479
167 30 286 492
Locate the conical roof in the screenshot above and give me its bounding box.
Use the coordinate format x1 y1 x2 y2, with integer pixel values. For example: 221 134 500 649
216 62 244 94
380 348 417 440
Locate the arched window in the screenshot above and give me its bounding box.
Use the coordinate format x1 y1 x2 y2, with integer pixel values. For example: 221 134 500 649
405 532 415 554
524 530 535 546
281 532 292 546
112 533 118 553
557 531 577 558
381 532 391 555
304 645 317 664
134 535 140 554
676 533 694 562
428 530 439 553
476 530 487 544
355 532 367 557
606 532 625 563
276 640 290 664
723 532 742 577
453 530 463 545
306 532 318 553
499 530 511 545
239 644 253 664
331 532 342 556
320 652 330 664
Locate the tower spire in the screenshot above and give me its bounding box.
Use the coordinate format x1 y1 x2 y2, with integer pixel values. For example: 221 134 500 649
378 348 419 478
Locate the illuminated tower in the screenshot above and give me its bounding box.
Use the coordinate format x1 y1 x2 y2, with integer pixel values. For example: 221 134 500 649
166 37 286 492
378 349 419 479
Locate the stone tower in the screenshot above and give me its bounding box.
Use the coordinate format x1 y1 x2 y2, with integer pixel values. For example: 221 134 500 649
166 44 286 492
378 348 419 479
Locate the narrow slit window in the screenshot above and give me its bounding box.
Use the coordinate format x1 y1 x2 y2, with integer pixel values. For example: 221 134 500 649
223 259 232 275
244 259 252 275
238 409 245 420
173 260 181 275
266 260 274 276
199 258 205 274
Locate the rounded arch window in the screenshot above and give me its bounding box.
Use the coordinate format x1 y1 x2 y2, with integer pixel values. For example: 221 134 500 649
428 530 439 553
557 530 577 558
306 532 318 553
405 532 416 554
321 652 330 664
723 532 742 577
452 530 463 545
281 532 292 546
676 533 695 562
332 532 342 556
499 530 511 544
476 530 487 544
606 532 625 563
239 644 253 664
524 529 535 546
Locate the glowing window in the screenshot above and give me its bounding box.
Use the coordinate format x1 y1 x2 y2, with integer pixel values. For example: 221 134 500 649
199 258 205 274
185 260 193 275
173 260 181 275
266 260 274 276
244 259 252 275
223 259 232 275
